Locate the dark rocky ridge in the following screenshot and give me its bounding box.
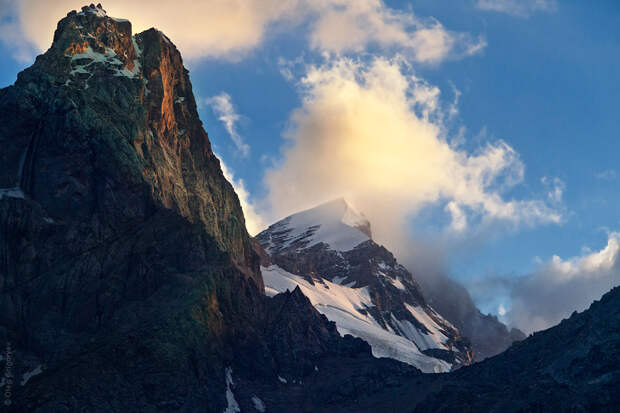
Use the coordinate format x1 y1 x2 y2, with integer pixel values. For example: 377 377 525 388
356 286 620 412
416 285 620 411
0 5 414 412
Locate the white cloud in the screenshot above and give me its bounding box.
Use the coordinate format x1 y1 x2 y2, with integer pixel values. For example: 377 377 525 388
497 303 507 316
0 0 39 63
506 232 620 333
308 1 485 63
218 157 265 236
263 57 561 249
445 201 468 232
205 93 250 157
476 0 557 17
3 0 484 65
4 0 296 61
541 176 565 204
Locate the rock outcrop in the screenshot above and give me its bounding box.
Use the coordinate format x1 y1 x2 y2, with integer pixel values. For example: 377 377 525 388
0 5 410 412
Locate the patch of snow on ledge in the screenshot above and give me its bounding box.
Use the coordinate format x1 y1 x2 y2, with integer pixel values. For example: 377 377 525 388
386 275 406 291
223 367 240 413
0 187 25 199
21 365 43 386
68 46 141 80
251 395 266 412
404 303 450 349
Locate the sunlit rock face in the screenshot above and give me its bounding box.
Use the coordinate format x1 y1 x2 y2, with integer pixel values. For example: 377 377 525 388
1 4 259 279
0 5 418 411
257 199 474 372
0 3 259 409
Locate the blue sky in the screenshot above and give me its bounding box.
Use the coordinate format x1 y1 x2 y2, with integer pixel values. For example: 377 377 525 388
1 0 618 330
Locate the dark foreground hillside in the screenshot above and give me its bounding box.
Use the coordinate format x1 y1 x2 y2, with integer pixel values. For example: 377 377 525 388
0 5 617 412
344 285 620 412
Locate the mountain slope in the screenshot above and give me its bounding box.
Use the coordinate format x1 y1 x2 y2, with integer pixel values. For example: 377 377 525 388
207 285 618 412
415 285 620 412
257 199 473 372
420 273 526 361
0 6 414 412
345 285 620 412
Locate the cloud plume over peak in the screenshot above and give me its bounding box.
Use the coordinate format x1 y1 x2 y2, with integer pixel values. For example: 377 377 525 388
263 57 561 249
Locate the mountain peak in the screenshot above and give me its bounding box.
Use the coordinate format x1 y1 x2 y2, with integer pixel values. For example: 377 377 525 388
3 4 260 283
257 199 372 253
34 4 182 92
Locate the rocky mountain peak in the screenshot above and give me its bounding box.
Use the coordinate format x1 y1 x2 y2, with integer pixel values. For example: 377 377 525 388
2 5 260 283
257 200 474 371
53 4 136 71
258 198 372 255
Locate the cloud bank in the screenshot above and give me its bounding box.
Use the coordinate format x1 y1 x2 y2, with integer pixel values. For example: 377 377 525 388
506 232 620 333
308 1 485 63
263 57 561 249
1 0 484 64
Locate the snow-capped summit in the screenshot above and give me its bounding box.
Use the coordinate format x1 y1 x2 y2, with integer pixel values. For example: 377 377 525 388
256 200 474 372
258 198 371 254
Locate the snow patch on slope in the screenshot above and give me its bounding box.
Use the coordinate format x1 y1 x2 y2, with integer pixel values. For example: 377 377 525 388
0 187 25 199
262 265 451 373
21 365 43 386
251 395 266 412
404 303 450 349
223 367 240 413
67 45 141 83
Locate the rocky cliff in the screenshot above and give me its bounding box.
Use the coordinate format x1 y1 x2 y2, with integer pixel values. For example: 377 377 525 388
0 5 412 412
0 4 260 286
